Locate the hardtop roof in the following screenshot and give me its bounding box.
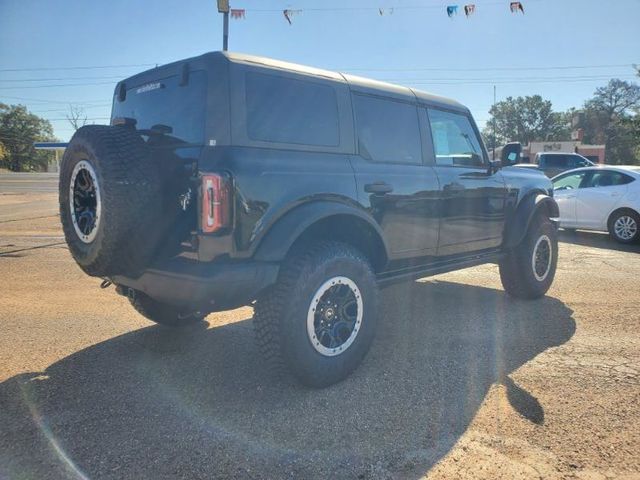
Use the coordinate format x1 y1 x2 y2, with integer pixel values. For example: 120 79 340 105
119 51 468 112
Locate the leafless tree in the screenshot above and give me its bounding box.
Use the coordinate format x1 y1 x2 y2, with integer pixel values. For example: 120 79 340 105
66 104 87 131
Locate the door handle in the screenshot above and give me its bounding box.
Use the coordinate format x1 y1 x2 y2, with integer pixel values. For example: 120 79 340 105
364 182 393 194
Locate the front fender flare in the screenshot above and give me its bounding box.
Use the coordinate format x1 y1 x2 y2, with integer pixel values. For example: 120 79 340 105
253 201 389 264
504 194 559 248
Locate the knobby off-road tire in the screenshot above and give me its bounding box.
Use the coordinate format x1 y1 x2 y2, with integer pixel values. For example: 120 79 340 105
608 209 640 244
59 125 162 277
500 215 558 300
129 291 204 327
253 241 379 388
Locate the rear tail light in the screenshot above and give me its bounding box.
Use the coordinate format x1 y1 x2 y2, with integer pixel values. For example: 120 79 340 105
201 173 230 233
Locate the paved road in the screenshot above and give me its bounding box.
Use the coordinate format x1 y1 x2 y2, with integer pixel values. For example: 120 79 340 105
0 172 59 193
0 176 639 479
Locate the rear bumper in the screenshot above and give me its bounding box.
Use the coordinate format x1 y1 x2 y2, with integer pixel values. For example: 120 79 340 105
112 257 279 312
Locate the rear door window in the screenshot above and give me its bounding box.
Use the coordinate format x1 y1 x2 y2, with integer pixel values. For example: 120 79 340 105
582 170 635 188
427 109 486 167
245 72 339 147
353 94 422 164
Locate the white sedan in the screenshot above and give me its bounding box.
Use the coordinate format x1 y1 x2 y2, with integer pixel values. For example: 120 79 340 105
551 166 640 244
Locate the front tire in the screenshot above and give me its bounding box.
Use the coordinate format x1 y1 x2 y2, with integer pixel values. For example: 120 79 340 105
500 215 558 300
608 209 639 244
253 241 378 388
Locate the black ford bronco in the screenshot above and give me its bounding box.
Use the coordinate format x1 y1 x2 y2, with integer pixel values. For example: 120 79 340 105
59 52 559 387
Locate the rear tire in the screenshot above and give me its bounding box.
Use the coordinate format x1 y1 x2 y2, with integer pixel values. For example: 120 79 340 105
253 241 378 388
129 291 205 327
500 215 558 300
608 209 639 244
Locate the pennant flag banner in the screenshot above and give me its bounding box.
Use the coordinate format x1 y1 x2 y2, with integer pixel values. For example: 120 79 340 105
283 9 303 25
229 3 527 23
230 8 245 19
510 1 525 14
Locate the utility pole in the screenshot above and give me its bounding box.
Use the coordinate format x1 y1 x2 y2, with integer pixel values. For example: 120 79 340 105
217 0 230 51
492 85 497 161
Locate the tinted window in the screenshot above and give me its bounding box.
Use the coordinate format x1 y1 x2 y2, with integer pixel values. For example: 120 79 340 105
552 171 587 190
112 70 207 144
573 155 592 168
583 170 634 188
245 72 339 147
353 95 421 164
540 155 568 168
428 109 485 167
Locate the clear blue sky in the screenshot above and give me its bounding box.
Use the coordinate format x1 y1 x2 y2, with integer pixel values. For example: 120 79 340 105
1 0 638 141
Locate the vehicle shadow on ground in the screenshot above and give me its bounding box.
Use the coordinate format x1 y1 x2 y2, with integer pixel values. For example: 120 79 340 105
0 280 575 480
558 229 640 253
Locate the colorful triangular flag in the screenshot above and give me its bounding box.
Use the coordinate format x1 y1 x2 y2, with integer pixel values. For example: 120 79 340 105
230 8 245 19
510 2 524 14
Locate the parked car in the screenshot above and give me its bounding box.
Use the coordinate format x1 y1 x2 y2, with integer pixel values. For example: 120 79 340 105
552 166 640 243
59 51 559 387
516 152 595 178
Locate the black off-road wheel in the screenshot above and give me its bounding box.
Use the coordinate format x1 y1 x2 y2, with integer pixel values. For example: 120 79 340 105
129 291 205 327
59 125 162 277
608 209 640 244
499 215 558 300
253 241 379 388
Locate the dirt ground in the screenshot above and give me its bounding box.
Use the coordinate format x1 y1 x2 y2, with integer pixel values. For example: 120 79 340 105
1 175 639 479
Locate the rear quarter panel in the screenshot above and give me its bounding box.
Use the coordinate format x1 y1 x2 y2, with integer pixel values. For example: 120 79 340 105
199 147 359 258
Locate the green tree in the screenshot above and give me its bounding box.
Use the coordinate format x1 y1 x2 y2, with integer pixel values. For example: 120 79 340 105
580 79 640 164
0 140 7 166
0 103 57 171
482 95 569 150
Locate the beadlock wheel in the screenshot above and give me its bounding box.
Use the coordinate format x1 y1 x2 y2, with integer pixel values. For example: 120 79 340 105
531 234 552 282
306 276 363 357
69 160 101 244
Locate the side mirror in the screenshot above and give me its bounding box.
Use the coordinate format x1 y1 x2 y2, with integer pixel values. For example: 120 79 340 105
501 142 522 166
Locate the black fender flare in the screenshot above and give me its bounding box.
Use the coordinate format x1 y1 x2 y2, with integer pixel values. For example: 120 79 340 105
253 201 389 267
504 193 559 248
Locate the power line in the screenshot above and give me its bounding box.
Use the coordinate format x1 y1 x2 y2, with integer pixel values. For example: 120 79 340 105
1 73 635 92
1 95 107 104
0 63 156 73
29 104 112 113
0 75 125 83
340 63 637 73
378 74 638 82
0 64 634 83
41 117 110 121
0 81 116 90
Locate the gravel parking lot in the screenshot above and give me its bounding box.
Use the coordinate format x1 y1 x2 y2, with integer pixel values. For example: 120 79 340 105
1 173 639 480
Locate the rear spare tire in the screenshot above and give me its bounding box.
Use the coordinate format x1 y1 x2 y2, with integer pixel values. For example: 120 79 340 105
59 125 161 277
